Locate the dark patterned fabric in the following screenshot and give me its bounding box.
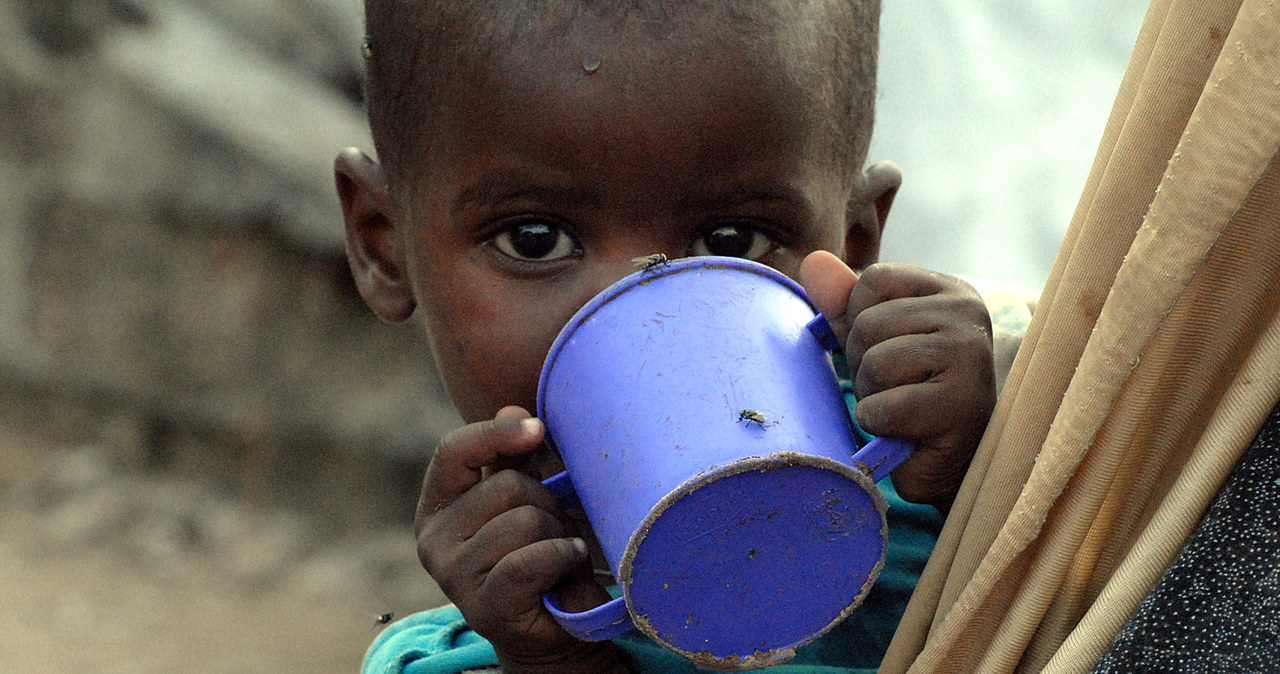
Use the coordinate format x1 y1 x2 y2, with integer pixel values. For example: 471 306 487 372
1093 400 1280 673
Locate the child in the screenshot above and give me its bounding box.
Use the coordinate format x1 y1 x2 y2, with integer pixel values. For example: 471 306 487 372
337 1 1014 671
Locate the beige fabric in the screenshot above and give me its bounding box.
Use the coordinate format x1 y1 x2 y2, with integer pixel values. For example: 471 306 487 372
1047 285 1280 671
879 0 1280 672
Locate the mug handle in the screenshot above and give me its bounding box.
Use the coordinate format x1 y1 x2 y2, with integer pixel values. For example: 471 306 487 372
539 471 636 641
849 436 914 483
807 315 916 480
805 314 842 352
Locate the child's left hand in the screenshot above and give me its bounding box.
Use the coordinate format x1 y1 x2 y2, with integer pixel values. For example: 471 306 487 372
800 251 996 513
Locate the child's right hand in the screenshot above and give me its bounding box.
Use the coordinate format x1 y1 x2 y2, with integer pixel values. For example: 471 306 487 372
414 406 627 673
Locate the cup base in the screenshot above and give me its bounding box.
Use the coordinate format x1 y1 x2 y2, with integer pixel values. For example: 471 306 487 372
618 452 888 671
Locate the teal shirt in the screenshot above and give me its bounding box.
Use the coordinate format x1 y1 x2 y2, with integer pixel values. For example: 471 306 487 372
365 369 943 673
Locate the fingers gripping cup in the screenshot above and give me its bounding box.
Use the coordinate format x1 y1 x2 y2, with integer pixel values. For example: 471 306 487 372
537 256 913 671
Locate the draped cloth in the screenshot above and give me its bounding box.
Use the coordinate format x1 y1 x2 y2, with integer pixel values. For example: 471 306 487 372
878 0 1280 671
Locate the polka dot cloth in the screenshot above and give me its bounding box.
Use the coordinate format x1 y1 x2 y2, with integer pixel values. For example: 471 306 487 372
1094 400 1280 673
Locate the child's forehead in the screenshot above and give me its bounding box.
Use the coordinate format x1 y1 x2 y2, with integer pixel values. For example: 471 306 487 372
434 6 837 127
372 1 871 190
452 25 829 160
436 3 836 79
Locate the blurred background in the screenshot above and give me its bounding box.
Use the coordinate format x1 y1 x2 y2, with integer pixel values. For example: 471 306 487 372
0 0 1143 671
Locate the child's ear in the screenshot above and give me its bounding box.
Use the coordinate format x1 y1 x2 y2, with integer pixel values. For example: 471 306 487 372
843 160 902 270
335 148 416 322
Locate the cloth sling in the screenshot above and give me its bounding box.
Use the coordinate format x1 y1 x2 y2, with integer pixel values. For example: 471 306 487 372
879 0 1280 671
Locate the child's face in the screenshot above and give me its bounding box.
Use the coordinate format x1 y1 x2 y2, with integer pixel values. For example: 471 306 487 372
339 10 898 426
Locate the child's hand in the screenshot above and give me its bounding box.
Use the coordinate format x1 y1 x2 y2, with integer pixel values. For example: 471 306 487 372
800 252 996 512
414 406 626 673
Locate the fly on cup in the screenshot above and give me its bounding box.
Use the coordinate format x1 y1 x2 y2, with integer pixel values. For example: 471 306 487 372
537 256 913 671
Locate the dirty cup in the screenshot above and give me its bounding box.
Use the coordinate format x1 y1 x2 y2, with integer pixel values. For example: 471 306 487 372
537 256 912 670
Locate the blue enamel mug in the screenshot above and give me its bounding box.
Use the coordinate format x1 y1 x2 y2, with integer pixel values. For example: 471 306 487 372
536 256 912 670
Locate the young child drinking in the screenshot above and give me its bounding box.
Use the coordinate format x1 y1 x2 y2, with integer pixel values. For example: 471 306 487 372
338 1 1019 671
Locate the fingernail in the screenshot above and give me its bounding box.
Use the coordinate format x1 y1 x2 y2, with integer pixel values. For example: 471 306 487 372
570 537 588 557
520 418 541 435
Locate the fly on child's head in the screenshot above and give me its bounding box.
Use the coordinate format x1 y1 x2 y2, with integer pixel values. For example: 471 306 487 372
337 0 900 424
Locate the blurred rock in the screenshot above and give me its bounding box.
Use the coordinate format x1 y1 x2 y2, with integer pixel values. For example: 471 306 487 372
36 445 118 499
43 483 137 549
217 510 313 588
289 526 444 609
5 437 446 610
0 0 459 496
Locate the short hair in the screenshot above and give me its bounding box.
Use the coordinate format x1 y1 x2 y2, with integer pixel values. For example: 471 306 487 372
362 0 879 192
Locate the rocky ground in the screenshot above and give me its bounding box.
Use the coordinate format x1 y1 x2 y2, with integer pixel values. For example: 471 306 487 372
0 396 448 673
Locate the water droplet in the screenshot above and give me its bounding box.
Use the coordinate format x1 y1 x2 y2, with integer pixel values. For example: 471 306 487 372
582 52 601 73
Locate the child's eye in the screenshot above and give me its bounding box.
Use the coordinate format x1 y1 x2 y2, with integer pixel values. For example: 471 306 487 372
491 221 580 262
690 224 773 260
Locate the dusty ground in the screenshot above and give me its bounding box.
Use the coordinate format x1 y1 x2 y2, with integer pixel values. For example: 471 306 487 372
0 409 449 673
